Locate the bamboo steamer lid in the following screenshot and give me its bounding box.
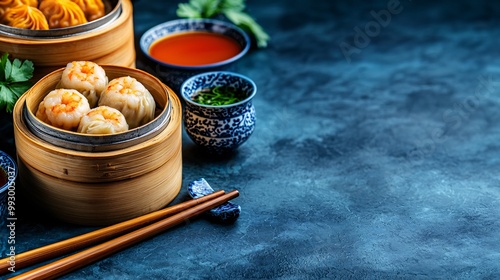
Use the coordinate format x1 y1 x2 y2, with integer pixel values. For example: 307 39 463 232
12 65 183 226
0 0 135 80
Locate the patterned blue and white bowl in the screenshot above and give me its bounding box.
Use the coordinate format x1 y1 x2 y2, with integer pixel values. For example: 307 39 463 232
181 71 257 153
139 18 251 95
0 150 17 220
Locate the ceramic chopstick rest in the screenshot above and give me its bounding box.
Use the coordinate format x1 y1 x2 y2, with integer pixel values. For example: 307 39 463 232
187 178 241 223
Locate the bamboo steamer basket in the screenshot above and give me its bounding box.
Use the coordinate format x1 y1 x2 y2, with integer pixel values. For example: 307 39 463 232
0 0 135 80
12 65 183 226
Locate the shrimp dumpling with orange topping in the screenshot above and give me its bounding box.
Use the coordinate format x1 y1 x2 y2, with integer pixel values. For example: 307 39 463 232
77 106 129 134
56 61 108 107
36 88 91 131
98 76 156 129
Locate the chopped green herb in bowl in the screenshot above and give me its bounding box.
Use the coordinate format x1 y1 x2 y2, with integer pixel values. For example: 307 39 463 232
192 86 246 106
181 71 257 153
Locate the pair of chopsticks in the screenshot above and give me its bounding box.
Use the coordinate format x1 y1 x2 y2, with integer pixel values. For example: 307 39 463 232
1 189 239 280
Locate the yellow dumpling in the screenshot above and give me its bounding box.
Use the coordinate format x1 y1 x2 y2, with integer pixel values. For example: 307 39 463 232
0 4 48 30
21 0 37 5
39 0 87 29
70 0 104 21
0 0 38 19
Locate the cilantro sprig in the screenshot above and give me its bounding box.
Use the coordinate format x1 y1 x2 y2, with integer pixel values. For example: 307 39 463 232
0 53 34 113
176 0 270 48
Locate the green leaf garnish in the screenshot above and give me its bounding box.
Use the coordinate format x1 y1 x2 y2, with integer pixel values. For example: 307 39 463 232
176 0 270 48
177 0 220 18
0 53 34 113
223 9 270 48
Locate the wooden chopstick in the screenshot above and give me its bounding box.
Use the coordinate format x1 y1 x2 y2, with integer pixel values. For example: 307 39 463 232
8 190 239 280
0 190 226 276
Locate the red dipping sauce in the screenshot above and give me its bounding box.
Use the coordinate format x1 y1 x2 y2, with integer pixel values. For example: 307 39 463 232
149 31 242 67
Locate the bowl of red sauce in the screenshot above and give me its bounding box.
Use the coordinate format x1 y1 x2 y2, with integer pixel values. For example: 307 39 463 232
139 18 251 94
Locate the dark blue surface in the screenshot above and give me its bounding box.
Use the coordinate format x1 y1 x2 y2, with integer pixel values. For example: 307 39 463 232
2 0 500 279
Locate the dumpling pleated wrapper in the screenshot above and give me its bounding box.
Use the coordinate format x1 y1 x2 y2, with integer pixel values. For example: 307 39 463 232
70 0 105 21
0 4 49 30
0 0 38 18
36 88 91 131
98 76 156 129
77 105 129 134
56 61 108 108
39 0 87 29
17 0 39 5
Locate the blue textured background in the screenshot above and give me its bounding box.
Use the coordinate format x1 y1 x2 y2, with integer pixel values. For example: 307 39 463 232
3 0 500 279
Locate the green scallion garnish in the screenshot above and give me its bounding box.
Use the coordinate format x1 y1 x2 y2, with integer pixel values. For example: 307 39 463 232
192 86 245 106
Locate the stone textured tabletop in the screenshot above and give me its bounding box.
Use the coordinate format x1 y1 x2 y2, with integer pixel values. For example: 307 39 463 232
2 0 500 279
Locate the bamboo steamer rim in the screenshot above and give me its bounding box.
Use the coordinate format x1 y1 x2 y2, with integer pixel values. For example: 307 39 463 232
14 95 179 159
30 36 137 79
23 65 171 152
0 0 132 45
90 38 136 67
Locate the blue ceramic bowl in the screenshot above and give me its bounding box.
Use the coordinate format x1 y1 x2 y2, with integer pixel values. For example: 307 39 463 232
139 18 251 94
0 150 17 219
181 71 257 153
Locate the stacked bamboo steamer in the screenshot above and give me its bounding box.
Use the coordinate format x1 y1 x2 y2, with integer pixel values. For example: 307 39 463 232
0 0 135 80
12 66 183 226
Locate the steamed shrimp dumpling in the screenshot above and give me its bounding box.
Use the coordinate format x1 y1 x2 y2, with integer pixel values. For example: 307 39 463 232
36 88 91 131
57 61 108 108
98 76 156 129
77 106 129 134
